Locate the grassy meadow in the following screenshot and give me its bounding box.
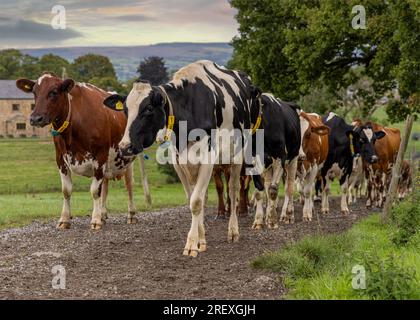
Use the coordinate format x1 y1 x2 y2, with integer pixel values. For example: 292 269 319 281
0 138 217 228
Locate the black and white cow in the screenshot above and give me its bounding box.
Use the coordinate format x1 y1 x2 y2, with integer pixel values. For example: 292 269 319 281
319 113 385 215
103 60 262 257
251 94 301 229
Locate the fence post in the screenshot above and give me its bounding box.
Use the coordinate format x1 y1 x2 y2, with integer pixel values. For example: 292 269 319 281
381 114 415 223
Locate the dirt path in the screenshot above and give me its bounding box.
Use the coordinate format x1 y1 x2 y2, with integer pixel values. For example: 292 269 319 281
0 198 373 300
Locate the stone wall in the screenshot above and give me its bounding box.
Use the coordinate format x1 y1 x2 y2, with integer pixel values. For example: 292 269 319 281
0 99 50 138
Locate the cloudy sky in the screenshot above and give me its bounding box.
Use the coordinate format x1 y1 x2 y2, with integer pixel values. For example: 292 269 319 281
0 0 238 48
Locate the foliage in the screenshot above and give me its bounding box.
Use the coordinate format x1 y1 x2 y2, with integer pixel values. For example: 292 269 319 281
38 54 71 77
230 0 420 121
391 191 420 246
70 54 117 83
0 49 41 79
253 212 420 299
137 56 169 85
361 253 418 300
252 233 354 279
157 163 180 184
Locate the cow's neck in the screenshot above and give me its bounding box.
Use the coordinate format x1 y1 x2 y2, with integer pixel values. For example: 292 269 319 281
160 84 190 128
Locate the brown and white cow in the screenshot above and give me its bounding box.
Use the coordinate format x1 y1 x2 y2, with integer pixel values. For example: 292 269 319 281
16 73 138 230
213 165 251 219
355 121 401 208
398 160 413 201
297 112 330 222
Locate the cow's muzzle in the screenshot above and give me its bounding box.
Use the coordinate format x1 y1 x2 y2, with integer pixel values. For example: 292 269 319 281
120 143 142 157
30 114 49 127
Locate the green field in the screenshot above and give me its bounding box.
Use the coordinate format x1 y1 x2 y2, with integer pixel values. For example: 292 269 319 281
0 138 219 228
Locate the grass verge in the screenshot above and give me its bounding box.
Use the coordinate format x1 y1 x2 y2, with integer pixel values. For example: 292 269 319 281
253 193 420 300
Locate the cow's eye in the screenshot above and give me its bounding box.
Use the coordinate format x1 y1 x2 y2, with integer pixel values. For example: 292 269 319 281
48 89 58 98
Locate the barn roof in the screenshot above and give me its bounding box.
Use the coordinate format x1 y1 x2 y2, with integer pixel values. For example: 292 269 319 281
0 80 33 100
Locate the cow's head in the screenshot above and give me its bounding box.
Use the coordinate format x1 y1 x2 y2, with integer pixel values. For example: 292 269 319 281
349 123 386 164
299 112 330 160
103 81 166 156
16 73 74 128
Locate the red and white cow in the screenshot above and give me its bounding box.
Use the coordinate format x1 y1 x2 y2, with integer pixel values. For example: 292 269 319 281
16 73 139 230
296 112 330 222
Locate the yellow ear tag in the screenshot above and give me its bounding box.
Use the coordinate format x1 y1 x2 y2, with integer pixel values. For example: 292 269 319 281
24 85 31 90
116 101 124 110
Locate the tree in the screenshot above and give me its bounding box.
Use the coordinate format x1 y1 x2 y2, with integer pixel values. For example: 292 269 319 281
230 0 419 121
38 54 70 77
70 54 117 83
89 76 123 92
0 49 41 80
137 56 169 85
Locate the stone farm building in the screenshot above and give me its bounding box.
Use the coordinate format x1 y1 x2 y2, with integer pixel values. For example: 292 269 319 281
0 80 49 138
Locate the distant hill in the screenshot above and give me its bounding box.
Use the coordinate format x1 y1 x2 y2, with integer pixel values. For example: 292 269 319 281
21 43 233 81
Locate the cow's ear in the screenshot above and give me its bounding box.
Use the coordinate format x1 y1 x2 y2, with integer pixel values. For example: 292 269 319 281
103 94 127 111
312 125 330 136
151 91 165 107
375 131 386 140
60 79 75 93
251 86 263 99
16 79 35 93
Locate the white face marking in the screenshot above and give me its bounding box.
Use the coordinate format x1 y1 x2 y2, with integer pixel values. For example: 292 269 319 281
121 82 152 148
37 74 52 85
299 116 310 158
363 128 373 142
326 112 337 122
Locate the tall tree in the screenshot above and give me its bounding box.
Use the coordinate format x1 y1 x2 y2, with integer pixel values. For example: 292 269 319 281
137 56 169 85
38 54 70 77
0 49 41 80
230 0 419 121
70 54 117 83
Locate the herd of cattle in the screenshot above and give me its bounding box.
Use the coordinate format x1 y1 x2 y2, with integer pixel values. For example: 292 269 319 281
16 60 413 257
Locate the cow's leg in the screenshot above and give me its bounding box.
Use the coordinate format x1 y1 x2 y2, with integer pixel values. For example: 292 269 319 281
251 189 265 230
303 164 318 222
321 178 331 215
225 169 231 215
100 177 109 223
266 160 281 228
238 176 249 216
366 172 373 209
340 177 350 215
90 168 105 230
281 158 298 224
183 164 213 257
124 163 138 224
214 170 226 219
173 162 192 200
378 172 387 208
58 169 72 229
228 164 242 242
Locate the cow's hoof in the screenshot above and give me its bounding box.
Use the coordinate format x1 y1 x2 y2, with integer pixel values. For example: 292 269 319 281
127 216 138 225
303 217 312 222
198 243 207 253
57 222 71 230
228 232 240 243
341 210 350 215
91 223 103 230
183 249 198 258
252 223 263 230
267 222 279 229
321 209 329 215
